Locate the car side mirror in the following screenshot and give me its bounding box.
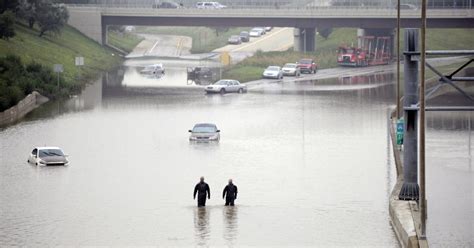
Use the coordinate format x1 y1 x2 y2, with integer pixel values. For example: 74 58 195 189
216 130 221 132
188 130 192 132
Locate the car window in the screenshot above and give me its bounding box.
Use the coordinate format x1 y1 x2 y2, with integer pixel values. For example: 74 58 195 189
38 149 64 158
193 125 217 133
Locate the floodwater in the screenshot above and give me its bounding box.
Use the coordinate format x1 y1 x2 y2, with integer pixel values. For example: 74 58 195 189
1 56 458 247
426 111 474 247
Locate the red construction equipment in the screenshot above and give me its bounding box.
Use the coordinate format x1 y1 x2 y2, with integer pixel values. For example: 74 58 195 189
337 36 392 67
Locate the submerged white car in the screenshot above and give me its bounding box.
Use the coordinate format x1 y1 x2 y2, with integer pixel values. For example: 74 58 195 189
27 147 69 166
140 64 165 75
189 123 221 142
262 66 283 79
205 79 247 94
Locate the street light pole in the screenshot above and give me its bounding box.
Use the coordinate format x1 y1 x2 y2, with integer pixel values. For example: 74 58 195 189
420 0 428 239
396 0 401 118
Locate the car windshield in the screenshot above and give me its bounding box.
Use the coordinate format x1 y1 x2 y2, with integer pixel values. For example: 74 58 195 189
230 36 239 39
39 149 64 158
267 67 279 71
299 59 312 64
193 125 217 133
251 29 259 32
214 80 229 85
284 64 296 68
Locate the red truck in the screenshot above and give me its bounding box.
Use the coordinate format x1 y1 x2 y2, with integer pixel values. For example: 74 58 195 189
296 58 318 74
337 36 392 67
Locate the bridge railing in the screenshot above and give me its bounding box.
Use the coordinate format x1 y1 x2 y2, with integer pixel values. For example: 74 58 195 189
61 0 473 10
65 4 474 18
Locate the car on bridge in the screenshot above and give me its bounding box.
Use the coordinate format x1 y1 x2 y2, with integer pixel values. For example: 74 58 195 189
282 63 301 77
239 31 250 42
228 35 242 45
152 1 181 8
263 66 284 79
28 147 69 166
189 123 220 142
196 2 226 9
205 79 247 94
296 59 317 74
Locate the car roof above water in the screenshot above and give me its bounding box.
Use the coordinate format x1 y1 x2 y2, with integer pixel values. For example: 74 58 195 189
35 146 62 150
194 123 217 127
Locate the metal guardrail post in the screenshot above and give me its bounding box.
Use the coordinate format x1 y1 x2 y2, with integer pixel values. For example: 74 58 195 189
399 28 420 201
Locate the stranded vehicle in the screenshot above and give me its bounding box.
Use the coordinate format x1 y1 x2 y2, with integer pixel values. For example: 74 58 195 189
28 147 69 166
296 58 317 74
337 36 392 67
189 123 221 142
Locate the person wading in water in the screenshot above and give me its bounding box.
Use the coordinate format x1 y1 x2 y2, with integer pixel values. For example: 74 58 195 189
193 177 210 207
222 179 238 206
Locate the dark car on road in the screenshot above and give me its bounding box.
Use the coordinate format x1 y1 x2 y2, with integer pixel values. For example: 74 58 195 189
239 31 250 42
296 58 318 74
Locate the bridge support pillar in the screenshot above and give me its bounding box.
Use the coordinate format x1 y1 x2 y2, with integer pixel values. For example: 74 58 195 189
67 7 104 44
294 28 316 52
399 28 420 201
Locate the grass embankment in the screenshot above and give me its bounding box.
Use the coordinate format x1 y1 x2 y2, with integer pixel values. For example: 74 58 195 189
135 26 250 53
107 31 144 53
223 28 474 82
0 23 123 110
0 23 122 84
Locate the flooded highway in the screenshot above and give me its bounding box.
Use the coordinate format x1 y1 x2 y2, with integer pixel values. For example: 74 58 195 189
0 57 471 246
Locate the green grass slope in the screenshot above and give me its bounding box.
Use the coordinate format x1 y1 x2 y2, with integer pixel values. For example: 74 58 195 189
0 23 122 84
107 31 144 53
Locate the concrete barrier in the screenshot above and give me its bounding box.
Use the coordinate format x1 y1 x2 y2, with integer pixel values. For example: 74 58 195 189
389 112 429 248
0 91 49 126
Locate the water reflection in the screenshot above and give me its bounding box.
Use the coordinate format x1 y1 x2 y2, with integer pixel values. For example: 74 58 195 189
193 207 210 247
223 206 238 245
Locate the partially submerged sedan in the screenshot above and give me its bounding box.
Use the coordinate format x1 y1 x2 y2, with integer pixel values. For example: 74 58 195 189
189 123 221 142
28 147 69 166
205 79 247 94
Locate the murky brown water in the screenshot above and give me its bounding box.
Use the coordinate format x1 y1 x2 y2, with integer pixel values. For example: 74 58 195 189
1 58 469 246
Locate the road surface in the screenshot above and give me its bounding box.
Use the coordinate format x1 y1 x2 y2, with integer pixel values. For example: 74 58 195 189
213 27 294 64
126 33 192 58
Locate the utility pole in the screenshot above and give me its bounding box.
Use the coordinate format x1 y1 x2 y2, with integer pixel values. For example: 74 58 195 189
419 0 428 239
396 0 401 118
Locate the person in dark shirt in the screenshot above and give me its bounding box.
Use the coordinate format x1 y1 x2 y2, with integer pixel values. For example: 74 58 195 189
193 176 210 207
222 179 238 206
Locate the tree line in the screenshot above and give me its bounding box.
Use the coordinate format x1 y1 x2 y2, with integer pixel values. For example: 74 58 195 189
0 0 69 40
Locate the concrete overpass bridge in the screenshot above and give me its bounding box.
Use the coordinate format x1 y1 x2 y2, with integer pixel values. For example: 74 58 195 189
66 5 474 51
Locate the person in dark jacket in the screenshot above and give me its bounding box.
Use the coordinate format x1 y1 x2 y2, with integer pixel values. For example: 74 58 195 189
222 179 238 206
194 177 210 207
